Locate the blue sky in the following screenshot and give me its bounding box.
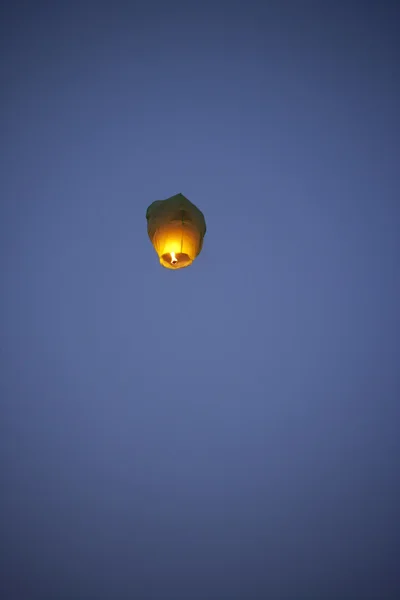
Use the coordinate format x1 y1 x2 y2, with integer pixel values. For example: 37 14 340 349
1 2 399 598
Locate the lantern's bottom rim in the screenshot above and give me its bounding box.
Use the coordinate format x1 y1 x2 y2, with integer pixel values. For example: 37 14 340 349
160 252 193 270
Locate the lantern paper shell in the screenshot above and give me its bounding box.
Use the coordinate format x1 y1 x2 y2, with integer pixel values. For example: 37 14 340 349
146 193 206 270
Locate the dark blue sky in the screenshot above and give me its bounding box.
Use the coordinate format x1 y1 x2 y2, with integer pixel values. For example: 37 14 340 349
1 2 399 598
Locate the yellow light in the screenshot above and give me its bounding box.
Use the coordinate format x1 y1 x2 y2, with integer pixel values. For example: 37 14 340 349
170 252 178 264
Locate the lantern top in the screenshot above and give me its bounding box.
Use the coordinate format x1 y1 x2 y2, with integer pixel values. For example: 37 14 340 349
146 194 206 230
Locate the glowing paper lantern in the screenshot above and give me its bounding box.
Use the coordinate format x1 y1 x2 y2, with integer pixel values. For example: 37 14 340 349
146 193 206 270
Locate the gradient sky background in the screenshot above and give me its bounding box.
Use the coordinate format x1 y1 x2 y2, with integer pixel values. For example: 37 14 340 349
1 2 399 599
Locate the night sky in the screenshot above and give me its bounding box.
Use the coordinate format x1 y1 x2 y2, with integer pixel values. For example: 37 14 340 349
1 2 399 599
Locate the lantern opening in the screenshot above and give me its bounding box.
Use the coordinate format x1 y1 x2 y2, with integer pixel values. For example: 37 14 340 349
160 252 192 269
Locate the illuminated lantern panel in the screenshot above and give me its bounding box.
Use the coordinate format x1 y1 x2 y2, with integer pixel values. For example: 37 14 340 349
146 193 206 270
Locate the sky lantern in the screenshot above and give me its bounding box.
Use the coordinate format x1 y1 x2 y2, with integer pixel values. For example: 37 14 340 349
146 193 206 270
